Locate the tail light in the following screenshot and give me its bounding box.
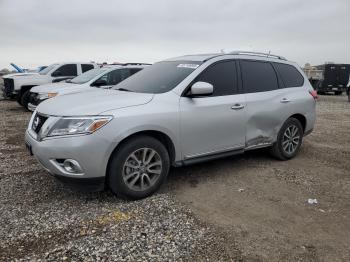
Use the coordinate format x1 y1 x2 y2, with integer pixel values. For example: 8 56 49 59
309 90 318 100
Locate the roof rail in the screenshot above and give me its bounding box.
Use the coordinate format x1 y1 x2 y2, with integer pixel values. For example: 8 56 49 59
229 51 287 60
121 63 152 66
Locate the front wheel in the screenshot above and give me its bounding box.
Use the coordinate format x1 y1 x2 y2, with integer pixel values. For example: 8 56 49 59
270 118 304 160
108 136 170 200
20 90 31 110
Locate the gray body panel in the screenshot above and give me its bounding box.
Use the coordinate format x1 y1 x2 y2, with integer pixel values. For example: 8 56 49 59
26 53 316 181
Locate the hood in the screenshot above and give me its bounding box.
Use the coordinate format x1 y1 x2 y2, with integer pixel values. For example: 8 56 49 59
31 82 76 93
3 72 39 78
36 89 154 116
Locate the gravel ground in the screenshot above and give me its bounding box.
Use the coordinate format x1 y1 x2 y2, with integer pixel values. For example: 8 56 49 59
0 94 349 261
0 100 236 261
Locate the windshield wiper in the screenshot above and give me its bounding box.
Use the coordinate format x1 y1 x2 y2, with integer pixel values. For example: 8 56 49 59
116 87 134 92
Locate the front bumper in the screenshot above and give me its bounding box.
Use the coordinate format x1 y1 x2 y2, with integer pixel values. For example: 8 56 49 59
27 93 45 111
25 129 114 191
28 103 37 112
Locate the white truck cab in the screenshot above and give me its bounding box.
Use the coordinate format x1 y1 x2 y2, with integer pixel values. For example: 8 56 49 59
1 62 98 107
28 64 147 111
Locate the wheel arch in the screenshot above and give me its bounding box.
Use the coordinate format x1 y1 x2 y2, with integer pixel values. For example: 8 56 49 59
105 130 177 183
289 113 307 132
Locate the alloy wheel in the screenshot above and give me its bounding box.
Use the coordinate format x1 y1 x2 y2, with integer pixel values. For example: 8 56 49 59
282 124 300 154
122 148 162 191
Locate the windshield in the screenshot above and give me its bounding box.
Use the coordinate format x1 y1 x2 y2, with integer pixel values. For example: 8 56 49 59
112 61 202 93
70 68 109 84
39 63 59 75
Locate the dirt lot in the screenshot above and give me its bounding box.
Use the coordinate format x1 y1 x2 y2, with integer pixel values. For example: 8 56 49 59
0 95 349 261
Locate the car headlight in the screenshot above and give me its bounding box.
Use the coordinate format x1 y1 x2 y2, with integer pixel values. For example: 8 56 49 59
38 92 58 100
46 116 113 137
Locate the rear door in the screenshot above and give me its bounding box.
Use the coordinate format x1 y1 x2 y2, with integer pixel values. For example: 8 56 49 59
240 60 286 148
179 60 246 159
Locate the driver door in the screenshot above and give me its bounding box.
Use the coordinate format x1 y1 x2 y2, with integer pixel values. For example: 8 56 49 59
179 60 246 159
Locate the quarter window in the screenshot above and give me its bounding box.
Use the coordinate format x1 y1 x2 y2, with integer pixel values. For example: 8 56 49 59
240 61 278 93
194 61 238 96
273 63 304 87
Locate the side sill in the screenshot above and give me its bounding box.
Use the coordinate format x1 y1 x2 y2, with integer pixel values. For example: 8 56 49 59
174 148 244 167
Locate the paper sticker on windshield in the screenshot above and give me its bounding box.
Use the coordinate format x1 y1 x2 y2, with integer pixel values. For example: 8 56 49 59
177 64 199 69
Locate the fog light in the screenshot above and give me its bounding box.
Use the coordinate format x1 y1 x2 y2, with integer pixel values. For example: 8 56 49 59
63 159 83 174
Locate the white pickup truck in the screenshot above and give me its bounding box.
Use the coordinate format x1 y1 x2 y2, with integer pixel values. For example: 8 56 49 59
1 62 98 107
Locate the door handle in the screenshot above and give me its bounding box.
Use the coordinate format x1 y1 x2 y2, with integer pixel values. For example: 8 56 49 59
231 104 245 110
280 98 291 103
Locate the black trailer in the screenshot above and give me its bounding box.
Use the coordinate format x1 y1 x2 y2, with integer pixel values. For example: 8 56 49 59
311 64 350 95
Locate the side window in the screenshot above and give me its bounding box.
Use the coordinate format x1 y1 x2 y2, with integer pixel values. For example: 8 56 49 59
194 61 238 96
106 69 131 85
53 64 77 77
96 69 132 86
273 63 304 88
130 68 142 75
240 60 278 93
81 64 94 73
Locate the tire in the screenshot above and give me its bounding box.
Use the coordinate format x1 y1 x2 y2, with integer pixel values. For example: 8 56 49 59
16 93 23 105
334 91 342 95
20 90 31 110
270 118 304 161
348 93 350 102
108 135 170 200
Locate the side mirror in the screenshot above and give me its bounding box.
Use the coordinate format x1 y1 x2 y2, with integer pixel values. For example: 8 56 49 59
189 81 213 97
92 79 107 87
51 71 62 77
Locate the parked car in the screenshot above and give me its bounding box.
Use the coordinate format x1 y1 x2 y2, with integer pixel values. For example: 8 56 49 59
25 51 316 199
347 80 350 102
27 64 147 111
2 62 98 107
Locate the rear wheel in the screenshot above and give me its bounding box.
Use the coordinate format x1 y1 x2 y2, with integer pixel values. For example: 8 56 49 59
108 136 170 200
270 118 303 160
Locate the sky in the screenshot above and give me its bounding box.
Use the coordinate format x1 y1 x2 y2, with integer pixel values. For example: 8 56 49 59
0 0 349 70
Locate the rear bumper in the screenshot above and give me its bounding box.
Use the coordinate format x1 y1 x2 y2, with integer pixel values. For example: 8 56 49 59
317 86 345 92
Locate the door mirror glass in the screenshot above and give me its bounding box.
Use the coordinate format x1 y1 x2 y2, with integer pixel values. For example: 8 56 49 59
190 81 213 96
92 79 107 87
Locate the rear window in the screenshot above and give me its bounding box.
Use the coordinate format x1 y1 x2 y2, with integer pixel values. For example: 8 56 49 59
241 60 278 93
273 63 304 87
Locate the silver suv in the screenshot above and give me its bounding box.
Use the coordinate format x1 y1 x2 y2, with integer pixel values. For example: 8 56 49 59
25 51 317 199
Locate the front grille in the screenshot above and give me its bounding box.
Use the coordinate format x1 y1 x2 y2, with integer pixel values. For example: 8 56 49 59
32 113 48 134
3 78 14 95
